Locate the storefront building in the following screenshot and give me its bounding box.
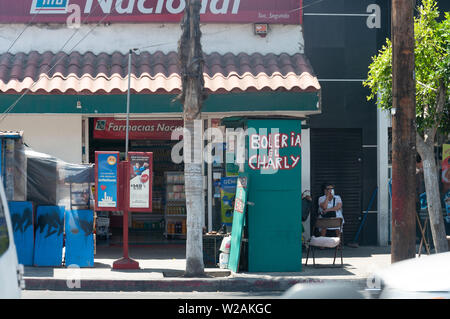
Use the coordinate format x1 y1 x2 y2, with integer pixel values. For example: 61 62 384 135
0 1 321 246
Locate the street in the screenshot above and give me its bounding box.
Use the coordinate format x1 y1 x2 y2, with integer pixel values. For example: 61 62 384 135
21 290 283 299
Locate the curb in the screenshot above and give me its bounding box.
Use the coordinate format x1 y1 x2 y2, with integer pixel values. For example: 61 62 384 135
24 277 368 292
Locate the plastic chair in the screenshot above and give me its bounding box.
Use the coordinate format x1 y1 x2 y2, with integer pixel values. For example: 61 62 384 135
305 218 343 267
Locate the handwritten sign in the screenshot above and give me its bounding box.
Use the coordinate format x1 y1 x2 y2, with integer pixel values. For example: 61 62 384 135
248 132 301 171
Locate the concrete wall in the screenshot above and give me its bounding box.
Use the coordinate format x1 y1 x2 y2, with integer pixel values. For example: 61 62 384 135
0 114 82 163
301 128 311 241
0 23 304 55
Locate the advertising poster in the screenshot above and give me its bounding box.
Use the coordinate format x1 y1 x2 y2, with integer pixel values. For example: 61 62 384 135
225 142 239 177
442 144 450 218
220 177 238 226
129 152 153 211
443 144 450 191
95 152 119 210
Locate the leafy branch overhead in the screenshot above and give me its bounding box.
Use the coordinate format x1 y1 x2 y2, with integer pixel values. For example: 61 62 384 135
364 0 450 137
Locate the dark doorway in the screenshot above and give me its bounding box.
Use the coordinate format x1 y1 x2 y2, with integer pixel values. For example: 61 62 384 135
310 128 363 243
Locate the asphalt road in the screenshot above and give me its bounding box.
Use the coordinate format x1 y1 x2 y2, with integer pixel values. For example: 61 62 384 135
21 290 283 299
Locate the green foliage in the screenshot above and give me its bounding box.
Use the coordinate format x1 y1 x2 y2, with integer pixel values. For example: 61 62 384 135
363 0 450 136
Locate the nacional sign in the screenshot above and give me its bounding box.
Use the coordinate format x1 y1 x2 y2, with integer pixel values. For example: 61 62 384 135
0 0 302 24
93 118 183 140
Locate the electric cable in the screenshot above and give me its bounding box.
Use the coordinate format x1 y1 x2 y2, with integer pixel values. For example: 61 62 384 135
5 7 42 54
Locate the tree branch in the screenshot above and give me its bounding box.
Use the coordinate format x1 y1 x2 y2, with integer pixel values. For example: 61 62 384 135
427 79 446 145
416 131 427 157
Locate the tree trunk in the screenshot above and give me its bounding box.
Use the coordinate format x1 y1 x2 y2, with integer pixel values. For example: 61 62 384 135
416 134 449 253
184 118 204 277
178 0 206 277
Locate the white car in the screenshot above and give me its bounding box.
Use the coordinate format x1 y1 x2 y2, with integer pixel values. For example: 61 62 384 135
0 178 24 299
375 252 450 299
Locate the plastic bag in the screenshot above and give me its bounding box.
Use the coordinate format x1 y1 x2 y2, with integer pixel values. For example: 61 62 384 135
219 253 229 269
219 235 231 253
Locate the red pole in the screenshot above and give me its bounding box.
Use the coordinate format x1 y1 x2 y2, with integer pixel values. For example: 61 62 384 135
122 160 130 259
123 208 129 259
112 160 139 269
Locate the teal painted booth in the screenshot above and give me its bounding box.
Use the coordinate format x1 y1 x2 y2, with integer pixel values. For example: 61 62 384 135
225 117 303 272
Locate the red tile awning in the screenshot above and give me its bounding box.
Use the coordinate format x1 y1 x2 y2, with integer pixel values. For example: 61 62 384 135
0 51 320 95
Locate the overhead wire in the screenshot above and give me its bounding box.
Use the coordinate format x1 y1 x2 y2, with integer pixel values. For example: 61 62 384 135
5 7 42 54
138 0 328 49
290 0 327 13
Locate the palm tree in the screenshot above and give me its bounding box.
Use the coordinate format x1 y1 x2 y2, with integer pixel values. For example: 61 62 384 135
177 0 207 277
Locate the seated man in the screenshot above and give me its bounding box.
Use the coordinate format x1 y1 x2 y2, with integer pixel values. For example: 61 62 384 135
318 182 344 237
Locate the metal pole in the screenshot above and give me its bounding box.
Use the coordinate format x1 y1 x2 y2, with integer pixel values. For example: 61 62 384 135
112 160 139 269
201 119 206 230
121 161 129 259
391 0 416 263
207 118 213 232
125 49 132 161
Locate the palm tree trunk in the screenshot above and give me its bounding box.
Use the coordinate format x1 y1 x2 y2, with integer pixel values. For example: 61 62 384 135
416 134 449 253
178 0 206 277
184 118 204 276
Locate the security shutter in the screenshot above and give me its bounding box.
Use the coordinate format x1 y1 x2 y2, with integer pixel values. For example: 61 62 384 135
310 128 363 243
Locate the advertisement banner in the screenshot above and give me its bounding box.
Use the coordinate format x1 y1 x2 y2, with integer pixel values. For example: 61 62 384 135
225 140 239 177
95 151 119 210
1 0 302 25
443 144 450 189
220 177 237 226
128 152 153 211
93 118 183 140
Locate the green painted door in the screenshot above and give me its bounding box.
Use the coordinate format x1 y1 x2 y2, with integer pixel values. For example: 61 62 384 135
245 119 302 272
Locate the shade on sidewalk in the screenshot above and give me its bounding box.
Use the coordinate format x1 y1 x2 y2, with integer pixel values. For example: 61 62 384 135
23 245 392 292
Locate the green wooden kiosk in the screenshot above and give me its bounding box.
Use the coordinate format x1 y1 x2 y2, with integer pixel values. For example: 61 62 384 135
225 117 303 272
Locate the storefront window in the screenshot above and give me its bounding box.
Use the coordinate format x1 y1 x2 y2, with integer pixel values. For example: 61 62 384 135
0 198 10 257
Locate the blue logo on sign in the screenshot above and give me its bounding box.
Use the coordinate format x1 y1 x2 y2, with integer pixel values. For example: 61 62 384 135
31 0 69 14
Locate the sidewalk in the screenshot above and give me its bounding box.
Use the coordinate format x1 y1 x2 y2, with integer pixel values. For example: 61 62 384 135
23 245 392 292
